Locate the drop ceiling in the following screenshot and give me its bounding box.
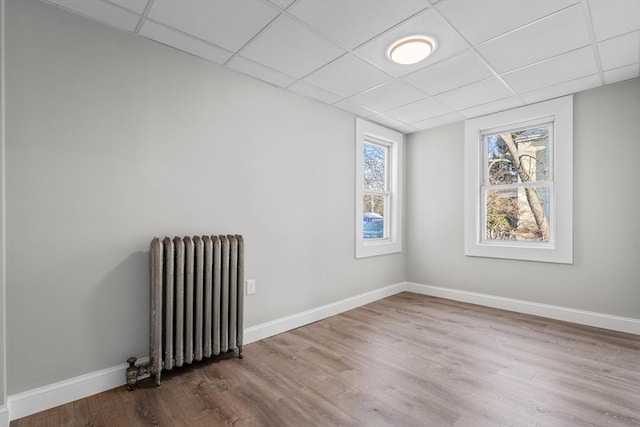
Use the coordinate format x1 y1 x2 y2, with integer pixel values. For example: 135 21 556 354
42 0 640 134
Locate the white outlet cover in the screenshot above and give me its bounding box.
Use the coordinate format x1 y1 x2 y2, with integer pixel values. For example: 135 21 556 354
246 279 256 295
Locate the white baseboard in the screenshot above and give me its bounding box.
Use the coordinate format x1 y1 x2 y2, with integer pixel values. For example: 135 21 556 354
406 282 640 335
7 281 638 421
243 282 405 344
8 357 149 422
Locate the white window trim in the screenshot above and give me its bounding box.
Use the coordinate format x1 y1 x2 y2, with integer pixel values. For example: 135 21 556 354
464 96 573 264
356 119 403 258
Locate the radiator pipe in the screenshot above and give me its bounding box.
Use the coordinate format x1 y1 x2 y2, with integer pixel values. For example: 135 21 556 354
126 357 152 390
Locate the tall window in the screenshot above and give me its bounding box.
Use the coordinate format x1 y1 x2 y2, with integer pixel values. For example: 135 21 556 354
465 96 573 264
356 119 403 258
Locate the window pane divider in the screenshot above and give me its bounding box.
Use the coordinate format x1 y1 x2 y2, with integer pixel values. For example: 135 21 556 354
363 189 391 196
483 181 553 190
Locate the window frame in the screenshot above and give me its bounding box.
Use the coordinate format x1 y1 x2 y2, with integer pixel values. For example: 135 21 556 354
356 118 403 258
464 96 573 264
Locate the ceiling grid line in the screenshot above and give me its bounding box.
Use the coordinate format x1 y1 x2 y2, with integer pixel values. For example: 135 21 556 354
429 3 525 111
580 0 607 86
140 17 235 59
467 1 583 52
222 11 287 68
272 1 435 96
270 3 446 118
132 0 153 35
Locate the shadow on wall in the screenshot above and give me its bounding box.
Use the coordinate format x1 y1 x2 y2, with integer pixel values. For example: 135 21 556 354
90 251 150 365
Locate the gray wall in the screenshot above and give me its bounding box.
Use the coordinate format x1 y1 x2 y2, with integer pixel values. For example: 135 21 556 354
5 0 405 394
407 78 640 319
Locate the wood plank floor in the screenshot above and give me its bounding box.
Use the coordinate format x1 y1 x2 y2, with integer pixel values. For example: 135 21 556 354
12 293 640 426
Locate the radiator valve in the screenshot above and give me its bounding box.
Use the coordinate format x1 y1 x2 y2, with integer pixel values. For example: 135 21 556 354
126 357 152 390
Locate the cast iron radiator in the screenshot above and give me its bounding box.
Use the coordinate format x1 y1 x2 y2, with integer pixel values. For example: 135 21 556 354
126 235 244 389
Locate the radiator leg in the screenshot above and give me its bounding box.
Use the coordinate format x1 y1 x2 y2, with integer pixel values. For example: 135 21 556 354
238 346 243 359
155 372 162 387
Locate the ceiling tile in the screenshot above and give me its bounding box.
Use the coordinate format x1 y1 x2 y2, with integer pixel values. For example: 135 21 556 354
502 47 598 93
354 8 470 77
107 0 148 14
302 54 391 98
598 31 640 71
44 0 141 32
436 0 576 45
139 21 233 64
288 0 430 49
589 0 640 41
412 112 464 130
402 49 494 95
435 78 513 111
349 81 426 112
476 4 591 73
288 81 343 105
226 56 297 88
520 74 601 104
333 99 378 118
147 0 279 52
460 97 524 119
385 97 452 124
240 15 345 78
603 63 640 85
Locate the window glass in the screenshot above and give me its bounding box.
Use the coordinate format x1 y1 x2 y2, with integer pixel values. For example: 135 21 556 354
363 214 384 240
363 142 387 191
483 124 552 243
362 141 388 240
363 196 385 239
363 195 385 218
485 186 550 242
486 126 550 184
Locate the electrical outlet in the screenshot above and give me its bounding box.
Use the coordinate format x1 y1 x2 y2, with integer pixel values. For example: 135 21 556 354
246 279 256 295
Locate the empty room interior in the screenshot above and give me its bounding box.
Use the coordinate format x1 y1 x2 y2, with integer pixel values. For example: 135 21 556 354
1 0 639 425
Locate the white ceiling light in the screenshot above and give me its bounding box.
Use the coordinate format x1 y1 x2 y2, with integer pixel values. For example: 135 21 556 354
387 36 435 65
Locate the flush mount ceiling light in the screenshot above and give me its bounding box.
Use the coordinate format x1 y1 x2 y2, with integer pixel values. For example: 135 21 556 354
387 36 435 65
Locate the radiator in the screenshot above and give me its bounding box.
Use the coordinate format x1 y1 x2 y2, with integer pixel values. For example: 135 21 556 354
126 234 244 389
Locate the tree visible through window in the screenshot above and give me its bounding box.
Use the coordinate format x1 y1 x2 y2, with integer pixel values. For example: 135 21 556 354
484 125 551 242
362 141 389 239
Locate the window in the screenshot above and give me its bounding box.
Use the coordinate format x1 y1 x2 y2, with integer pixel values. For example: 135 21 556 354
484 124 551 243
464 96 573 264
356 119 403 258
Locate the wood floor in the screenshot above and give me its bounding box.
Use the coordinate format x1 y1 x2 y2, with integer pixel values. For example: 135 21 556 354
12 293 640 426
